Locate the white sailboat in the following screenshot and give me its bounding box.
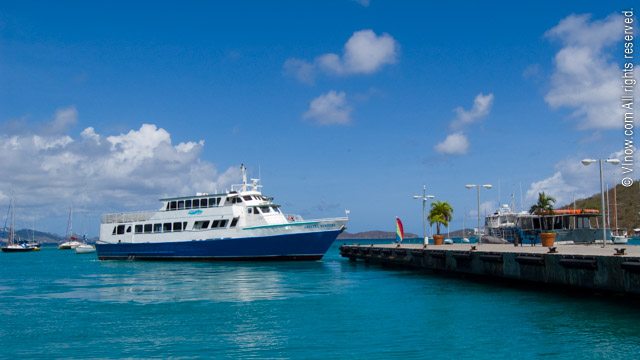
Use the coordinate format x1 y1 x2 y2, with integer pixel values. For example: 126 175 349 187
75 240 95 254
2 198 40 252
611 186 629 244
444 224 453 244
58 207 82 250
462 214 470 243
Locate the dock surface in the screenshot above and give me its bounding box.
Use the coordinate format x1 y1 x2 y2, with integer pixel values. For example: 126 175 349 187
340 243 640 295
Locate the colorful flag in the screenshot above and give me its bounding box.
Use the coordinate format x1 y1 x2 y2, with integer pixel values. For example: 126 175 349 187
395 217 404 243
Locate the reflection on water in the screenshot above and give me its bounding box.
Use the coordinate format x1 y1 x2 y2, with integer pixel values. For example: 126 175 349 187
16 260 351 304
2 243 640 358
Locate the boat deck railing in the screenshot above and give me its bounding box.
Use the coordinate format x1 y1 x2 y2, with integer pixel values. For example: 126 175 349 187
101 211 156 224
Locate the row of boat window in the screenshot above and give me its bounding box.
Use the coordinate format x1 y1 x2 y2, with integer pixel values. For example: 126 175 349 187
111 217 240 235
166 197 222 211
248 206 280 214
165 195 268 211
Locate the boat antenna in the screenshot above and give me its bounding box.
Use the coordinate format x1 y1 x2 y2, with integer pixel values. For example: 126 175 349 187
519 182 524 213
241 163 248 192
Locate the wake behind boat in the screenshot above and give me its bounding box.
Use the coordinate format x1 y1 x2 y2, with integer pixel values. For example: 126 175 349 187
96 165 348 260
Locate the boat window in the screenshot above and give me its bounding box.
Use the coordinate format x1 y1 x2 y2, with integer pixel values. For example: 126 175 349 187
216 197 221 205
178 201 184 210
219 219 228 228
254 206 261 214
170 201 177 211
185 200 192 209
163 223 172 232
126 226 132 233
243 196 252 201
211 220 220 228
154 223 162 233
117 225 125 235
193 199 200 208
201 198 208 207
260 206 271 213
165 203 171 211
230 217 239 227
144 224 152 233
577 217 591 229
112 226 117 235
248 208 252 214
135 225 143 234
194 220 210 230
271 207 280 213
173 222 182 232
183 222 187 230
209 198 216 207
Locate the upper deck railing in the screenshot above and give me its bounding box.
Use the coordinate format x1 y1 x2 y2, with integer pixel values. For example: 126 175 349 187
101 211 156 224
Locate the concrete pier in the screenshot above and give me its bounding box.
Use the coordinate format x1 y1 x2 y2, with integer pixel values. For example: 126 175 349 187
339 243 640 295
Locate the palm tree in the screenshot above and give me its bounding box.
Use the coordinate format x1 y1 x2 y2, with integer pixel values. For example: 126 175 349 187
529 192 556 215
428 201 453 235
530 192 556 230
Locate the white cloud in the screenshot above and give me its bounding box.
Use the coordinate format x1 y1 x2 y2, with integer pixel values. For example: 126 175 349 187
49 106 78 133
283 58 316 85
450 93 494 130
0 110 241 229
525 149 627 208
436 92 494 156
434 132 469 155
80 127 100 144
544 13 624 129
303 91 352 125
284 29 398 83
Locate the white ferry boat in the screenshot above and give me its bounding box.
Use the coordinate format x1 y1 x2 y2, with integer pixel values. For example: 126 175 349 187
96 166 348 260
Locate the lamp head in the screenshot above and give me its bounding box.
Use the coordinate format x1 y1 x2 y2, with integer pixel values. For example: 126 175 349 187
581 159 596 166
482 184 493 189
412 195 421 199
606 158 621 165
426 195 435 199
465 184 475 189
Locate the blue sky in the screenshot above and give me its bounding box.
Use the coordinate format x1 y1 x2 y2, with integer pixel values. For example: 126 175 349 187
0 1 635 236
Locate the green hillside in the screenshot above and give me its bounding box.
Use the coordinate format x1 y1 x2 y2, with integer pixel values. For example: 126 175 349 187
560 181 640 231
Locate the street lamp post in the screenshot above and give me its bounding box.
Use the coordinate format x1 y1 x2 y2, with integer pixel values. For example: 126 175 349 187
413 185 435 247
465 184 493 245
581 158 621 248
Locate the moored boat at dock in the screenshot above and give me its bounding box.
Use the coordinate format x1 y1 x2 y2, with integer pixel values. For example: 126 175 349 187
484 205 612 245
96 165 348 260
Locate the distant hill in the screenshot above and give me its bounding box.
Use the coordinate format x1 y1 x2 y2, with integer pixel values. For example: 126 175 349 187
338 230 418 239
0 229 99 244
559 182 640 231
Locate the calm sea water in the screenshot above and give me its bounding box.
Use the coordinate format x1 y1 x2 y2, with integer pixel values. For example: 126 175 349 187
2 240 640 359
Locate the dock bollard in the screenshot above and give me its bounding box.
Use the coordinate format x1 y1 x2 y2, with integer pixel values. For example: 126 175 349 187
614 248 626 256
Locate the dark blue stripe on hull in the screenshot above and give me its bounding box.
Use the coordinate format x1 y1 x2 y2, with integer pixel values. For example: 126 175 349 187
96 230 342 261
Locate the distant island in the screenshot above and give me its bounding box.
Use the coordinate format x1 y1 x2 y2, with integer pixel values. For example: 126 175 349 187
0 229 99 245
338 230 418 239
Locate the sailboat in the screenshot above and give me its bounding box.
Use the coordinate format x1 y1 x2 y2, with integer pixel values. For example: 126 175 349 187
444 224 453 244
75 234 95 254
461 214 470 243
611 186 629 244
58 207 82 250
1 198 40 253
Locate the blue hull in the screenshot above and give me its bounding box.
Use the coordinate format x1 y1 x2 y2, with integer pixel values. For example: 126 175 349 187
95 230 342 261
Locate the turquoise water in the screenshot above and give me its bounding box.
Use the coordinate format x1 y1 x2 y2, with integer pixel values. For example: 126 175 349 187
2 241 640 359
